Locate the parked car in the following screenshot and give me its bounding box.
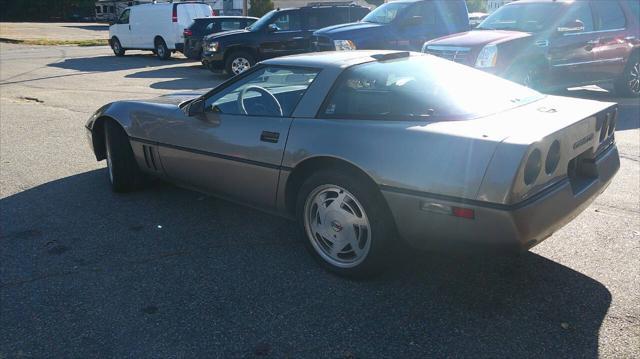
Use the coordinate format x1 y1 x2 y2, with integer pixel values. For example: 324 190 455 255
311 0 469 52
201 4 370 75
109 1 213 60
423 0 640 97
183 16 258 60
85 51 619 277
468 12 488 28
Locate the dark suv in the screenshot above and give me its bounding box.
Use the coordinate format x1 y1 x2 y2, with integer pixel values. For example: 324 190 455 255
183 16 257 60
423 0 640 97
201 4 370 75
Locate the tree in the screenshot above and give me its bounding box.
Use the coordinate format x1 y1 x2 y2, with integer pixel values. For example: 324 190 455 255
249 0 274 18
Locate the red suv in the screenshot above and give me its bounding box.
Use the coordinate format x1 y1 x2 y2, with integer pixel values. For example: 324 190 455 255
423 0 640 97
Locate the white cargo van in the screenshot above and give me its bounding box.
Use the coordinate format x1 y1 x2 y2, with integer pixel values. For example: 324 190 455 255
109 1 213 59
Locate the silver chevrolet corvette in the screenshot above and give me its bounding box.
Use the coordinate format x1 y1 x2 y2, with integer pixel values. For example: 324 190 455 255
86 50 620 277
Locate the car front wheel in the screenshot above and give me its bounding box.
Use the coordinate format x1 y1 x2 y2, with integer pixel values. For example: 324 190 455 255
104 121 145 192
111 37 125 57
296 170 395 277
225 51 254 76
614 54 640 97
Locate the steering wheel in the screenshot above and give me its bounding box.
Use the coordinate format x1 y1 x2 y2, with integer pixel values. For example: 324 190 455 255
237 85 283 117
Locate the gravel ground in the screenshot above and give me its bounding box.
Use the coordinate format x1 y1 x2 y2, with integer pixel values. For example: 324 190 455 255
0 43 639 358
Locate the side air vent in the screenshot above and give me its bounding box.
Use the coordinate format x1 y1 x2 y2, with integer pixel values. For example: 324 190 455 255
142 145 159 171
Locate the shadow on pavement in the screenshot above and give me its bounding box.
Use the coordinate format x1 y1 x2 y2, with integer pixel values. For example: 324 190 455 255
49 54 191 72
125 65 228 90
0 170 611 357
62 25 109 31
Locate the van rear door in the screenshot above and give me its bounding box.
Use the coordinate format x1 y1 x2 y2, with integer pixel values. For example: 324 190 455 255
175 4 212 47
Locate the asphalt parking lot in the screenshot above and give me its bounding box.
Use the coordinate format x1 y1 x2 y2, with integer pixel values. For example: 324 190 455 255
1 43 639 358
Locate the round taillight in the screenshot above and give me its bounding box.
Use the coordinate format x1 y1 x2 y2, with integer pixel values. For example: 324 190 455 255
599 115 609 142
524 148 542 185
607 109 617 136
545 140 561 175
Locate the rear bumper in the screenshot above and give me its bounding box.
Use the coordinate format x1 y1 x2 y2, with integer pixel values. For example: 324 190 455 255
382 144 620 251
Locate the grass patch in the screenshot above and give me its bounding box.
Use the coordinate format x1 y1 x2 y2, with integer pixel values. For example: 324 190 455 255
0 38 108 46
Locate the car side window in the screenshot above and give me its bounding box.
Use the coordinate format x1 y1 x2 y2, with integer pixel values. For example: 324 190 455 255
272 12 302 31
204 22 215 33
205 66 320 117
565 2 594 32
591 1 625 30
118 9 130 24
221 20 243 31
308 8 348 30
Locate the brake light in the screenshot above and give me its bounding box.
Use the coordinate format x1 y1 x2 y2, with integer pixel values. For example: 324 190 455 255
183 29 192 36
172 5 177 22
452 207 475 219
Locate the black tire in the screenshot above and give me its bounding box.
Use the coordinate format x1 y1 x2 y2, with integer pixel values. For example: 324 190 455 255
104 120 145 192
111 37 125 57
296 169 396 278
224 50 255 76
154 38 170 60
614 53 640 98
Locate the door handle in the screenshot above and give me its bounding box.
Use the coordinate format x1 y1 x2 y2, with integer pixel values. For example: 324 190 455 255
586 39 600 45
292 37 305 40
260 131 280 143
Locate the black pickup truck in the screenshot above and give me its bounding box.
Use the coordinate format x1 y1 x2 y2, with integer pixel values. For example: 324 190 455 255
201 4 369 75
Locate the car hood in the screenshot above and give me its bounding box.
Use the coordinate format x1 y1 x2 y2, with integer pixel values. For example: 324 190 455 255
204 28 250 41
314 21 385 38
427 30 531 48
142 92 204 106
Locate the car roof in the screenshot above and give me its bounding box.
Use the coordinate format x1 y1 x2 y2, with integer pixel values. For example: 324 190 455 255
193 16 258 20
506 0 581 4
262 50 418 69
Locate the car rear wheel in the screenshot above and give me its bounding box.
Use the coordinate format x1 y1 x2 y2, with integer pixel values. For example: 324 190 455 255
104 121 145 192
614 53 640 97
111 37 125 57
225 51 254 76
154 38 170 60
296 170 395 278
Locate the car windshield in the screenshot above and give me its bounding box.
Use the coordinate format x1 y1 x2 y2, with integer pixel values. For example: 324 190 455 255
477 3 561 32
321 55 543 120
361 2 410 24
247 10 276 31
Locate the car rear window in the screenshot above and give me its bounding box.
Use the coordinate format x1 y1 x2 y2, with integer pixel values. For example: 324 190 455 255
320 55 543 121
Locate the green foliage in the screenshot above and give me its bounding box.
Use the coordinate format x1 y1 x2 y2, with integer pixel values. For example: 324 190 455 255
466 0 486 13
0 0 96 21
249 0 274 18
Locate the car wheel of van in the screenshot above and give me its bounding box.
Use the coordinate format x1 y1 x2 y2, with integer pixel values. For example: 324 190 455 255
614 53 640 97
296 170 395 278
154 38 170 60
111 37 125 57
225 51 254 76
104 120 145 192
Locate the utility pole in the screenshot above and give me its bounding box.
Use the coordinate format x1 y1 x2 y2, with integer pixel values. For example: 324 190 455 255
243 0 248 16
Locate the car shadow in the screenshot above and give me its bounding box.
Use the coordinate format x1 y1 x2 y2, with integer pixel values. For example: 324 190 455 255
125 65 229 90
0 169 611 357
48 54 192 72
62 24 109 31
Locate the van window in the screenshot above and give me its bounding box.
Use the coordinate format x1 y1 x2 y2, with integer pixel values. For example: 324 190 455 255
592 1 625 30
117 9 130 24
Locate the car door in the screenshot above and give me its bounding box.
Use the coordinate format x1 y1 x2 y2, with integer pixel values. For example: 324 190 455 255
588 0 630 82
547 1 599 87
112 9 133 47
390 2 433 51
156 65 321 209
259 10 307 59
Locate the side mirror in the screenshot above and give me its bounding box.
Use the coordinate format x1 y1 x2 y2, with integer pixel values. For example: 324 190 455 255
402 15 423 27
267 23 279 33
187 98 205 116
557 20 584 34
